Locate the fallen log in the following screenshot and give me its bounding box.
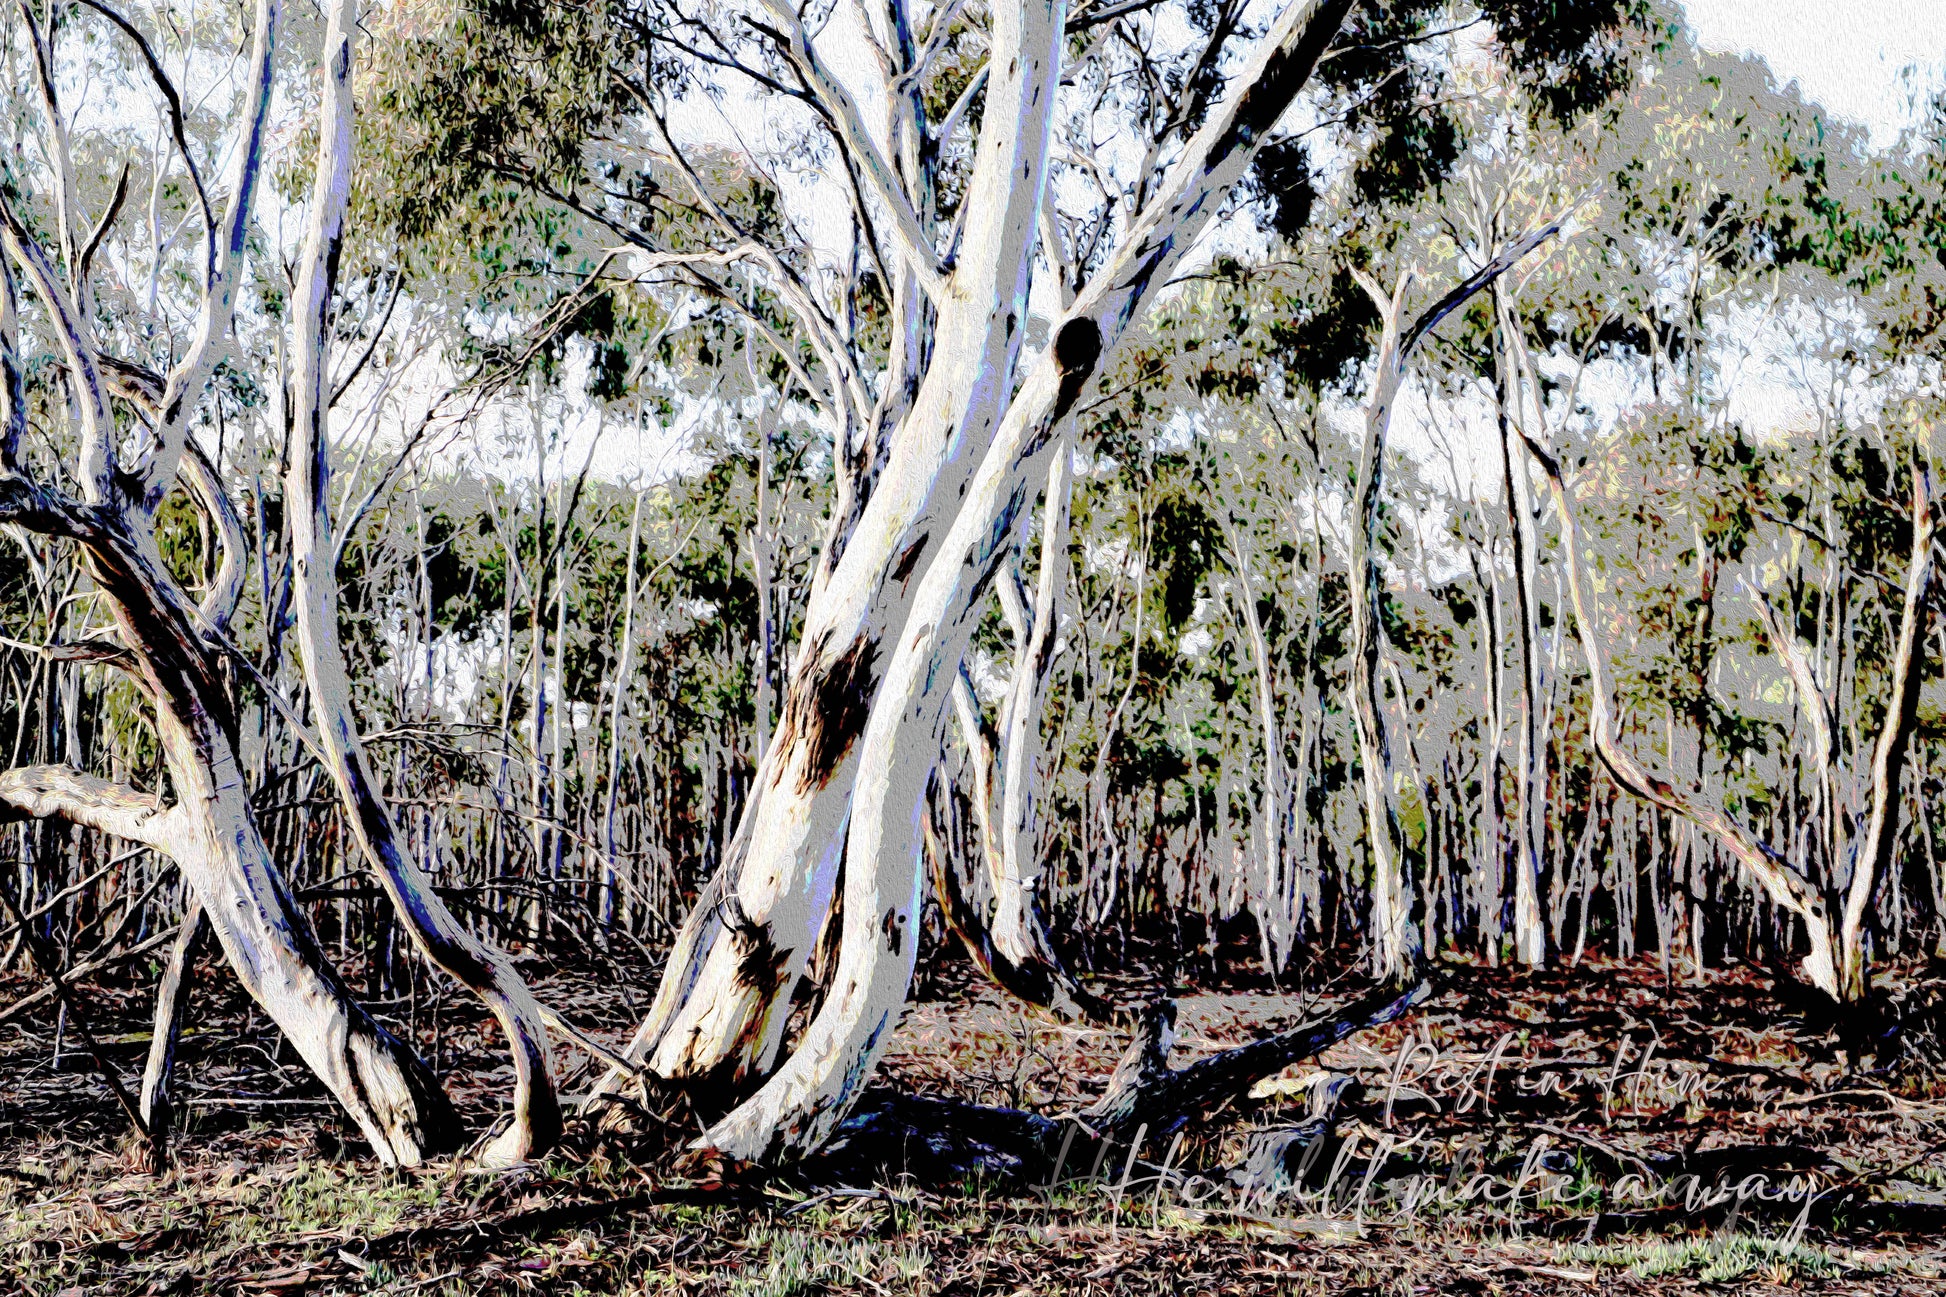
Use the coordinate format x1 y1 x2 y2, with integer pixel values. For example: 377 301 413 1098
806 979 1431 1184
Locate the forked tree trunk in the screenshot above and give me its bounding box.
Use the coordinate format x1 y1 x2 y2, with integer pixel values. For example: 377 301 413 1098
1837 466 1933 998
1516 413 1933 1003
606 0 1103 1098
1346 270 1422 983
610 0 1364 1161
1344 227 1559 983
284 0 560 1166
1493 286 1547 966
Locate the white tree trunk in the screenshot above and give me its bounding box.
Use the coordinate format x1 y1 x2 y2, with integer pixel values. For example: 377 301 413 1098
600 0 1360 1159
284 0 560 1165
1346 275 1420 982
1494 288 1547 967
1344 226 1565 983
614 0 1083 1094
1839 462 1933 998
1224 516 1290 971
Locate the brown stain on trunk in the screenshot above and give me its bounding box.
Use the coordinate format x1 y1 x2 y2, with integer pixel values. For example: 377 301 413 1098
779 631 880 793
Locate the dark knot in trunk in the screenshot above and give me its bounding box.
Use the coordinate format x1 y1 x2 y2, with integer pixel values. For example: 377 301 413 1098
1051 317 1102 420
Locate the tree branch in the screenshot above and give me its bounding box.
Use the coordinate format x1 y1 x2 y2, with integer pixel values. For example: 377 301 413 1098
135 0 278 511
71 0 214 252
754 0 945 292
0 196 118 502
0 765 184 852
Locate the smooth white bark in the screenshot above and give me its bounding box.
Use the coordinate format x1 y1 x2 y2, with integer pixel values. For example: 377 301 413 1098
282 0 560 1165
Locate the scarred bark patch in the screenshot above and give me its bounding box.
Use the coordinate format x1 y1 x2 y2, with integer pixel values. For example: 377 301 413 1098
780 631 880 793
890 533 929 586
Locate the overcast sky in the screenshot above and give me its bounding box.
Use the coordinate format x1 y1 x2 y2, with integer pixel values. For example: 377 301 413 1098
1683 0 1946 147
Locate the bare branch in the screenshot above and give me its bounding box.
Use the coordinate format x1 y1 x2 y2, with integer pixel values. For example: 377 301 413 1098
0 764 184 851
0 196 118 502
754 0 945 292
136 0 279 511
75 161 132 302
71 0 215 250
1399 214 1570 361
0 633 136 669
931 63 989 144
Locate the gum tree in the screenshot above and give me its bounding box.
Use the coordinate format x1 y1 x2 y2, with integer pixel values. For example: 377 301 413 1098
0 0 1650 1167
374 0 1648 1160
0 0 559 1165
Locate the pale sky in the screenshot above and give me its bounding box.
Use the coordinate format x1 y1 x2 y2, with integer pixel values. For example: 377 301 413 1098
1683 0 1946 147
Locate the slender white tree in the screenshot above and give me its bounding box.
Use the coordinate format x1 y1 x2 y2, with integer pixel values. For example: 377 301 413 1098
0 0 460 1165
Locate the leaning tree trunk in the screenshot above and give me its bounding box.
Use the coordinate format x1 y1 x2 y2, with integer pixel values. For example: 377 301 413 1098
1504 301 1935 1004
0 0 458 1163
693 1 1372 1162
0 550 461 1163
284 0 560 1166
139 899 206 1165
1518 422 1850 997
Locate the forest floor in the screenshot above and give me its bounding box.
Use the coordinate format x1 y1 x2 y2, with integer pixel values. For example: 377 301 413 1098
6 941 1946 1296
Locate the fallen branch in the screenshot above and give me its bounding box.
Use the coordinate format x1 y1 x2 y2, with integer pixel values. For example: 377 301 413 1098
809 980 1431 1183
